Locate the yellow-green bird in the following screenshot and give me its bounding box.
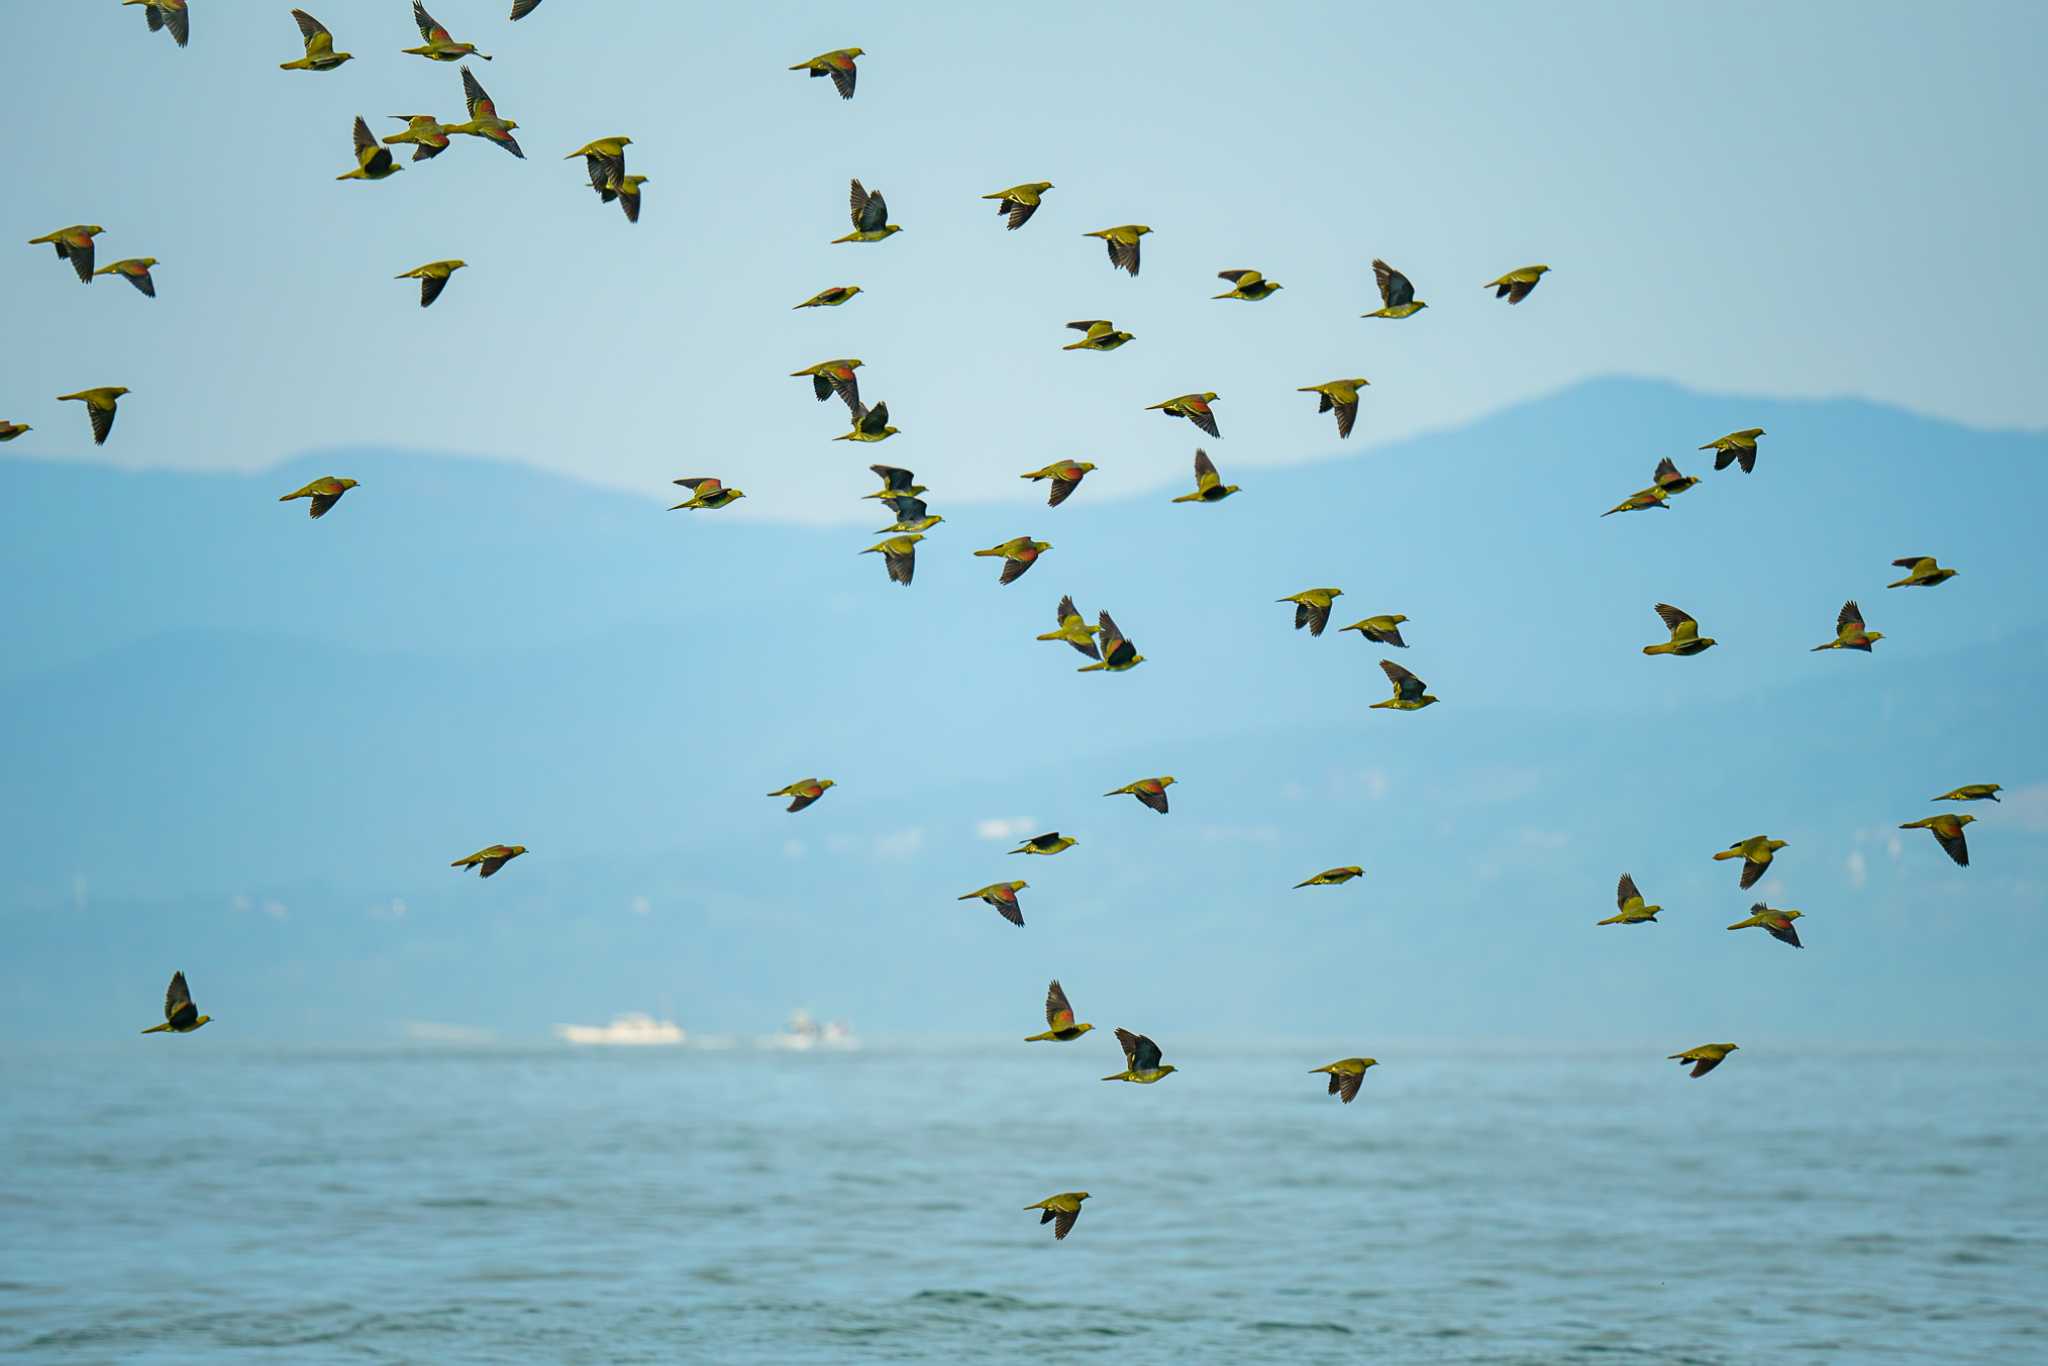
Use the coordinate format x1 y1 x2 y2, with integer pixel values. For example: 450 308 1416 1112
1362 259 1426 318
278 475 359 518
1078 611 1143 672
1294 866 1363 889
1103 1028 1176 1084
281 10 352 70
1105 775 1174 813
1714 835 1787 890
510 0 544 18
1643 603 1716 656
1700 428 1765 473
1339 614 1408 647
1147 392 1221 437
1062 319 1133 351
93 257 158 298
605 169 648 226
123 0 189 48
1485 264 1550 304
863 465 920 501
1298 378 1369 439
567 138 631 202
1603 457 1700 515
451 843 526 877
1652 456 1703 497
1727 903 1803 948
1039 596 1102 660
1887 555 1958 589
141 970 210 1035
57 387 129 446
872 495 940 534
861 534 923 586
1668 1042 1737 1078
669 476 745 511
384 114 453 162
976 536 1050 585
1372 658 1438 711
1278 587 1343 636
1169 448 1238 504
790 47 863 100
835 401 897 443
0 420 30 442
405 2 490 62
791 358 864 415
1811 600 1883 652
1214 268 1283 301
1900 813 1975 867
768 778 836 813
27 225 104 283
1021 460 1097 508
1024 980 1094 1042
1597 872 1662 926
984 181 1054 231
960 880 1028 927
447 67 524 158
1309 1057 1377 1103
1085 224 1151 276
1934 784 2000 803
1010 832 1077 857
794 285 861 309
1023 1191 1089 1240
1602 485 1667 517
337 116 402 181
834 179 902 242
396 259 466 308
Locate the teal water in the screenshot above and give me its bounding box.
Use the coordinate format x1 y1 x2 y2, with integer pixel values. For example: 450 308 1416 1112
3 1041 2042 1363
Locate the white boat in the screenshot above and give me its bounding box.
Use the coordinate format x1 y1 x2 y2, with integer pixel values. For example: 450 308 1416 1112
553 1012 685 1046
761 1009 860 1052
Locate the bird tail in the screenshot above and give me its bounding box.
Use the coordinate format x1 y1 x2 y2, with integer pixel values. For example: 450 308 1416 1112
1100 1072 1128 1082
1809 642 1831 652
1023 1031 1056 1042
1060 340 1087 350
1368 698 1394 709
141 1022 171 1034
1170 491 1201 503
1641 643 1671 656
278 491 302 502
1293 879 1313 889
972 547 1000 557
1885 576 1911 589
1711 849 1739 861
1076 661 1107 673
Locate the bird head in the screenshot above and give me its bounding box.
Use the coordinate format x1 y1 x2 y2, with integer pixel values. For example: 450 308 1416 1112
1720 1044 1739 1053
1412 300 1430 311
1033 541 1052 553
1221 484 1241 497
1865 631 1885 643
1069 1023 1094 1037
1956 814 1978 828
1031 181 1054 192
1780 909 1804 922
845 47 866 58
1075 462 1098 473
1133 225 1153 237
1154 1065 1178 1077
1767 839 1789 852
815 781 836 792
447 260 468 270
1668 476 1701 493
1359 1058 1380 1070
1531 265 1552 275
191 1015 212 1030
135 258 159 269
337 478 360 491
108 387 132 397
1389 614 1409 624
1698 636 1717 649
1158 777 1177 788
85 225 106 236
506 845 528 857
1011 880 1029 891
727 489 747 502
840 286 862 298
1200 392 1218 401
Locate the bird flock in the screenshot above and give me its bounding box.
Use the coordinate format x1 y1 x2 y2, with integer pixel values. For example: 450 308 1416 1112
18 7 2008 1250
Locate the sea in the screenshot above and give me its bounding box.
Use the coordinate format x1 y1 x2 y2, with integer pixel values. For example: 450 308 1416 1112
2 1039 2041 1364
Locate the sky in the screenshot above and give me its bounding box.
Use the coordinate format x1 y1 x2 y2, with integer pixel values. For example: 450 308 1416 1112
4 2 2045 519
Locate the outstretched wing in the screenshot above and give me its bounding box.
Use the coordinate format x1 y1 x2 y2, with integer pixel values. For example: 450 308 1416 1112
1373 259 1414 308
292 9 332 44
1045 980 1075 1030
461 66 496 121
1380 658 1425 699
1653 602 1695 634
1838 600 1864 632
1616 873 1641 911
1193 448 1220 492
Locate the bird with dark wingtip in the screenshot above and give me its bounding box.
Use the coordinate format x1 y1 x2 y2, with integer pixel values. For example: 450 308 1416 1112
1105 776 1174 813
1371 659 1438 711
1076 611 1142 672
1023 1191 1089 1240
1727 903 1804 947
1668 1043 1738 1077
959 880 1028 927
1643 603 1716 656
281 10 352 70
834 179 901 242
1147 392 1220 438
1024 981 1093 1042
791 48 864 100
1309 1057 1377 1103
768 779 836 813
1700 428 1765 472
141 971 211 1034
1900 813 1974 867
1084 224 1151 275
984 181 1053 230
1277 587 1342 636
1713 835 1787 889
1597 873 1662 926
1172 449 1238 503
1811 600 1882 652
1103 1028 1176 1083
451 843 526 878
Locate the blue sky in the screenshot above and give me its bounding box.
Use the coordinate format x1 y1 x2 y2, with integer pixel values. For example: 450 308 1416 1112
5 2 2044 518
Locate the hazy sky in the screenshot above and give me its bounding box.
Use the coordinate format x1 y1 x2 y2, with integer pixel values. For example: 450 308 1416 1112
5 2 2043 519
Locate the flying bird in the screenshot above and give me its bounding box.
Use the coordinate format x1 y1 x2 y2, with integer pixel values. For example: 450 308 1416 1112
57 387 129 445
1062 319 1134 351
872 495 939 533
861 534 923 585
566 137 632 200
1077 611 1142 672
1084 224 1151 276
92 257 158 298
510 0 544 17
1214 268 1283 300
1103 1028 1176 1084
1038 597 1102 659
768 778 836 813
384 114 453 161
1010 833 1077 858
1602 458 1701 515
447 67 523 157
834 401 897 443
1900 813 1975 867
1811 600 1883 652
1105 776 1174 813
983 181 1054 230
405 2 490 61
1642 603 1716 656
790 48 863 100
1597 873 1662 926
122 0 189 48
1309 1057 1378 1103
863 465 920 501
669 477 745 511
1297 379 1369 438
278 475 359 518
1714 835 1788 890
959 880 1028 927
451 844 526 877
1727 904 1804 947
27 225 104 283
1887 556 1958 588
396 259 466 307
1277 587 1343 636
0 421 30 442
790 358 863 414
1022 1191 1089 1240
1024 981 1093 1042
1020 460 1097 508
1171 448 1238 503
1484 264 1550 304
1147 392 1220 438
141 970 210 1034
1371 659 1438 711
1294 867 1363 889
1700 428 1766 472
602 166 648 221
794 285 862 309
975 536 1050 585
1934 785 2000 803
1668 1043 1738 1078
338 116 403 180
834 179 902 242
1362 259 1426 318
281 10 352 70
1338 614 1408 647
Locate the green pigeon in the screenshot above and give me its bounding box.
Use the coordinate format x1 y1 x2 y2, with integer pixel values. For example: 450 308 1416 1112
1147 392 1220 438
1338 614 1408 647
1700 428 1765 473
140 970 210 1034
834 179 901 242
1713 835 1788 889
1294 867 1363 889
959 880 1028 927
1062 319 1134 351
281 10 352 70
1727 903 1803 947
1076 611 1142 672
1214 268 1283 300
1022 1191 1089 1240
1084 224 1151 276
1484 264 1549 304
1102 1028 1176 1083
1024 981 1093 1042
1596 873 1661 925
28 225 105 283
1642 603 1716 656
790 48 863 100
1362 259 1426 318
337 116 402 180
983 181 1053 230
1887 556 1958 589
1298 379 1369 438
1811 600 1882 652
975 536 1050 585
768 778 836 813
446 66 524 157
1038 596 1102 660
1309 1057 1377 1103
279 475 359 518
1278 587 1343 636
1371 659 1438 711
1105 776 1174 813
862 534 923 585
